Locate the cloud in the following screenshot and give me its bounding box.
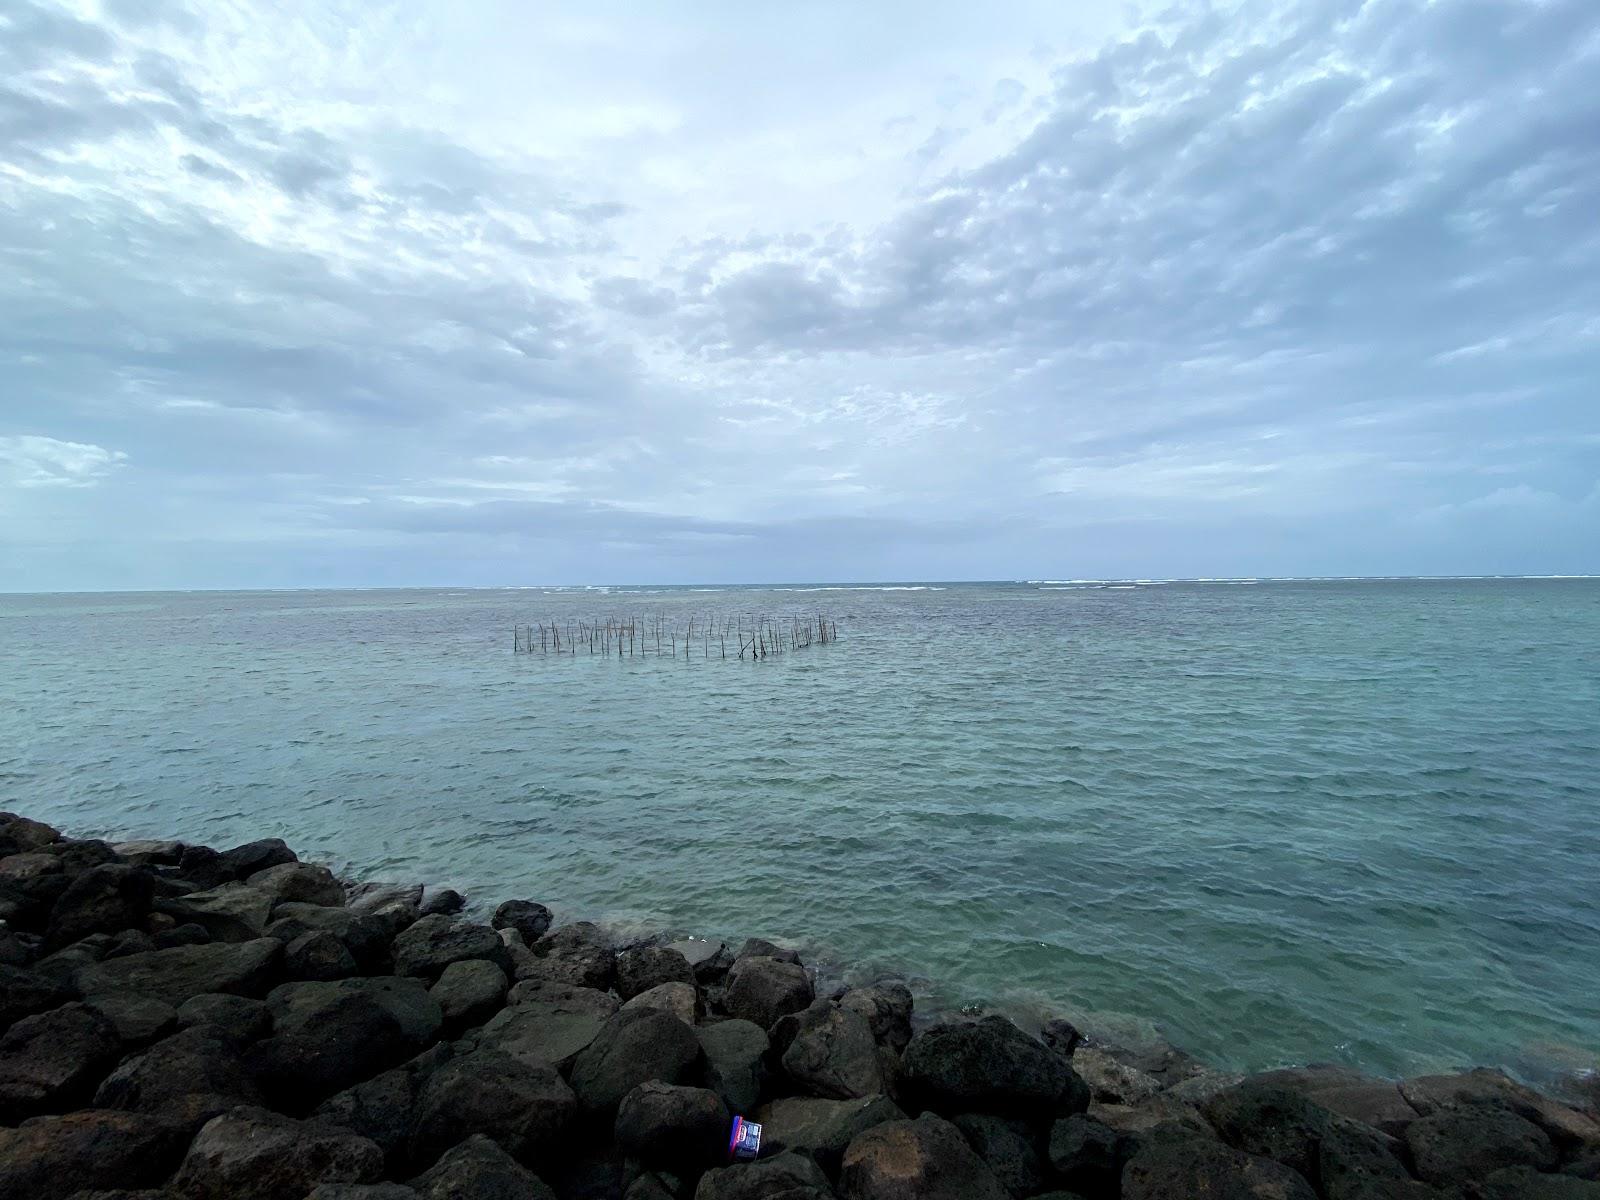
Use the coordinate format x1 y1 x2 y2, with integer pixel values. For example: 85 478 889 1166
0 436 126 488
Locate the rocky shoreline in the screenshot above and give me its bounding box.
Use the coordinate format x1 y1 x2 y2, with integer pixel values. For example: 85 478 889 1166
2 812 1597 1200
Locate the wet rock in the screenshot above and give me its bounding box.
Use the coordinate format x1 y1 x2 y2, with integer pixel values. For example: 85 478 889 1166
175 992 272 1042
408 1048 576 1168
523 921 616 991
1122 1135 1317 1200
493 899 553 944
478 981 618 1071
1040 1017 1084 1058
159 883 276 943
0 1001 122 1119
0 851 60 879
94 1024 263 1132
430 957 508 1032
1401 1068 1600 1154
615 1081 730 1167
173 1105 384 1200
75 938 283 1006
624 980 702 1025
901 1015 1078 1116
392 913 511 979
247 861 345 907
1202 1082 1338 1181
782 1001 885 1100
284 930 360 981
347 880 423 912
1087 1096 1215 1157
1073 1045 1163 1105
570 1006 703 1118
617 945 696 1000
268 903 397 972
1404 1103 1557 1188
952 1113 1045 1199
837 984 912 1054
418 887 464 917
696 1019 768 1114
694 1152 834 1200
1316 1118 1433 1200
269 975 443 1046
736 938 801 965
0 961 68 1027
187 838 296 887
0 811 61 854
46 863 156 950
839 1112 1009 1200
113 838 185 866
1252 1066 1420 1138
409 1134 557 1200
723 956 813 1029
87 992 178 1044
0 1109 189 1200
1048 1114 1120 1195
757 1094 906 1176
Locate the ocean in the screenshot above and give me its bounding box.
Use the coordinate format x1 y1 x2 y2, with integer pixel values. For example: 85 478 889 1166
3 579 1597 1084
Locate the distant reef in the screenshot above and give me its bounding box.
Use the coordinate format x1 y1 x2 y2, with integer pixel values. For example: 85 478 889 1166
1 810 1597 1200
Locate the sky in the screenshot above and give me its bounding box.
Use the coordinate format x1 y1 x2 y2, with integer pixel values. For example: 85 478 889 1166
2 0 1597 589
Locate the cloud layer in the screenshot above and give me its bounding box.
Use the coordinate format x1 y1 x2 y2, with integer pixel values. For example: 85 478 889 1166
3 0 1597 588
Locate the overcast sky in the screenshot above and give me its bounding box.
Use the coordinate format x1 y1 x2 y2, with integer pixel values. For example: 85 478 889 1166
3 0 1597 589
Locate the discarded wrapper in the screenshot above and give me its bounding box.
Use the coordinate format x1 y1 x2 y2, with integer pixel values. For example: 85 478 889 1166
728 1114 762 1161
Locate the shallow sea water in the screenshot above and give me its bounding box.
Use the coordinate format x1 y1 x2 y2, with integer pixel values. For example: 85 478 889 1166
3 579 1597 1082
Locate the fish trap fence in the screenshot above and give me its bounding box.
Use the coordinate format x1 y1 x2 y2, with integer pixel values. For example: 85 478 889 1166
513 613 839 660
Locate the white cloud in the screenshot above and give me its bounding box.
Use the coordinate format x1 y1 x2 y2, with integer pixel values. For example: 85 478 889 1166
0 435 126 488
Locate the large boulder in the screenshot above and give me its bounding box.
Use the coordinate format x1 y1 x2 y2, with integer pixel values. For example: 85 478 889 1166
570 1006 703 1118
697 1019 769 1113
267 975 442 1047
86 991 178 1044
837 984 913 1054
901 1015 1078 1115
1073 1045 1163 1106
392 914 512 979
317 1061 431 1175
616 945 696 1000
624 980 701 1025
694 1152 834 1200
0 962 68 1027
758 1094 906 1176
952 1113 1046 1199
477 981 618 1071
0 1109 189 1200
1401 1069 1600 1154
1122 1135 1318 1200
75 938 283 1006
408 1048 576 1168
492 899 553 944
1252 1065 1420 1137
1405 1104 1557 1188
0 811 61 855
723 956 813 1029
181 838 296 889
0 1001 121 1119
175 992 272 1043
284 930 360 981
614 1081 730 1166
522 921 615 991
268 903 398 972
45 863 155 949
781 1001 886 1100
158 883 276 942
95 1025 263 1132
430 957 509 1033
172 1106 384 1200
247 861 345 907
839 1112 1010 1200
1047 1114 1120 1195
409 1134 557 1200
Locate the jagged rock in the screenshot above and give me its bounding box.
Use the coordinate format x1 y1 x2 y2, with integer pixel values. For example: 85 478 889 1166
175 992 272 1042
723 956 813 1029
1317 1118 1434 1200
1253 1066 1420 1138
694 1152 834 1200
268 904 397 972
268 975 442 1045
284 931 359 981
347 880 423 911
392 914 511 979
1480 1166 1600 1198
430 957 508 1032
0 1001 121 1119
1073 1045 1163 1105
615 1081 730 1166
33 936 112 985
837 984 913 1054
0 869 70 933
105 928 158 959
624 981 702 1025
697 1019 768 1113
45 863 156 949
76 938 283 1006
0 1109 189 1200
839 1112 1010 1200
523 921 615 991
492 899 553 944
0 926 41 966
0 811 61 854
570 1006 703 1118
617 945 696 1000
316 1064 425 1175
409 1134 557 1200
0 961 68 1026
180 838 295 889
1401 1069 1600 1153
418 887 464 917
87 992 177 1044
901 1015 1079 1115
154 922 212 950
1040 1017 1084 1057
158 883 276 942
781 1001 885 1100
0 851 60 879
113 838 185 865
408 1048 576 1168
173 1106 384 1200
1048 1114 1120 1194
1122 1135 1317 1200
757 1095 906 1176
247 861 346 907
95 1024 263 1132
1202 1082 1338 1181
1087 1096 1215 1157
308 1186 420 1200
1405 1103 1557 1188
736 938 801 964
952 1113 1046 1199
477 982 617 1071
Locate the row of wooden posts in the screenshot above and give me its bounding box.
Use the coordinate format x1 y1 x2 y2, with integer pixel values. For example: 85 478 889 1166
513 614 838 660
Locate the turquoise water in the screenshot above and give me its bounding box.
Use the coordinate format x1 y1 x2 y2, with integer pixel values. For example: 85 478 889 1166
3 580 1597 1082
